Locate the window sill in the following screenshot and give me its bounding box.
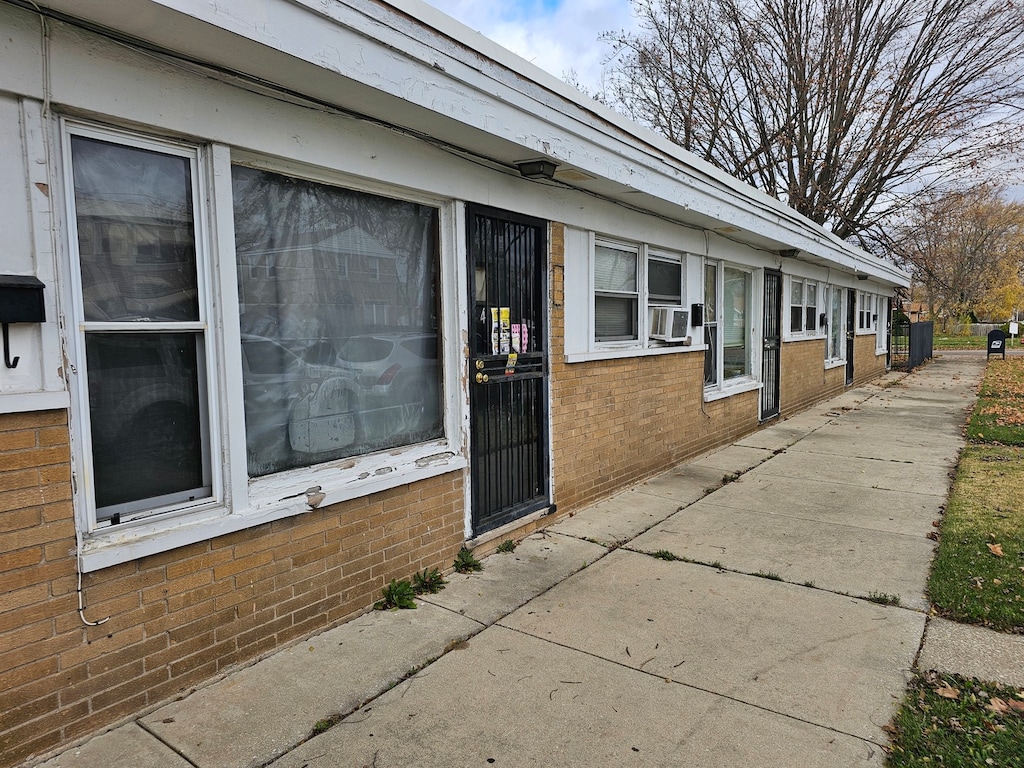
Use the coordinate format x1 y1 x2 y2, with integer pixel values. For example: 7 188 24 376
783 333 824 343
79 447 467 572
875 348 889 357
824 359 847 371
565 341 703 364
703 378 761 402
0 391 71 414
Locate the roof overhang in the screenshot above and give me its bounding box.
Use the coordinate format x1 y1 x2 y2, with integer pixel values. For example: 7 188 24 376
21 0 909 287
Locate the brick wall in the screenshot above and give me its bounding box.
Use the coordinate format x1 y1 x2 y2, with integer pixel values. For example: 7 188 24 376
547 223 762 513
1 230 894 766
0 410 464 768
780 339 845 417
853 335 887 386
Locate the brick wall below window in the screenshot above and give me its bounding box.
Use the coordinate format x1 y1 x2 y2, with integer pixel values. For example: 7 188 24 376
0 409 464 768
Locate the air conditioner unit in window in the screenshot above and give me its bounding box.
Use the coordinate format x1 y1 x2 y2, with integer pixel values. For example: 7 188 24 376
649 306 690 343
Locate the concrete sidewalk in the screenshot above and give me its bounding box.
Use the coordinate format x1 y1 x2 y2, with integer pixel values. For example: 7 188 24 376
35 356 1024 768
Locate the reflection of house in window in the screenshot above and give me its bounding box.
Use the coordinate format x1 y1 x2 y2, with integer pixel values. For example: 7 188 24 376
234 224 402 343
364 302 388 326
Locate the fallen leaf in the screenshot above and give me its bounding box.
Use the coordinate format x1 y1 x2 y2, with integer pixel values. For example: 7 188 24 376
988 543 1005 557
989 698 1010 715
936 683 961 699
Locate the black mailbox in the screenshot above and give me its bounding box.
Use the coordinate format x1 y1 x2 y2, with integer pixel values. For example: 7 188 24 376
0 275 46 369
987 329 1007 360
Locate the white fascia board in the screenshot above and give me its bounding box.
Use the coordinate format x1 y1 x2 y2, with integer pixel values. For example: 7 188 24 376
36 0 907 287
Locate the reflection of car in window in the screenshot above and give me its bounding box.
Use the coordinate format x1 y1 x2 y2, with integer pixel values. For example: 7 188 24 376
241 335 360 477
336 333 441 445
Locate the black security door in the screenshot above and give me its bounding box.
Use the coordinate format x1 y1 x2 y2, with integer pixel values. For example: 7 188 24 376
761 270 782 421
467 205 550 535
846 288 856 385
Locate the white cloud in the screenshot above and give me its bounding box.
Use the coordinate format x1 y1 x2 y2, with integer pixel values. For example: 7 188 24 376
423 0 638 91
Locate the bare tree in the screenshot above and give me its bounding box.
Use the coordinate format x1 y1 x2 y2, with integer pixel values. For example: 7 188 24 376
889 183 1024 329
601 0 1024 246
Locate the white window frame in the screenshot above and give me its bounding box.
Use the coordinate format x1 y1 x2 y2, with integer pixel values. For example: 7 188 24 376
875 294 889 354
824 284 847 368
61 121 467 572
588 235 693 353
857 290 876 334
787 277 821 339
703 260 759 400
593 237 641 344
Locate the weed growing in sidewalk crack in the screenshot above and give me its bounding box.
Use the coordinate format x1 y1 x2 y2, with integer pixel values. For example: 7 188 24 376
496 539 517 553
651 549 683 561
412 567 446 595
453 547 483 573
310 713 343 736
375 579 417 610
866 590 901 606
753 571 783 581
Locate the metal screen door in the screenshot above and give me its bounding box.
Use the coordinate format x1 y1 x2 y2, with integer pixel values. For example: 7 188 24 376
467 205 550 535
761 270 782 421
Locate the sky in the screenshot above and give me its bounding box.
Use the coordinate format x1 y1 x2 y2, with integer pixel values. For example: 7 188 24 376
421 0 639 92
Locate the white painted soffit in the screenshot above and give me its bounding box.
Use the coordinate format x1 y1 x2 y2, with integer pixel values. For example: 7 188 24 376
25 0 908 286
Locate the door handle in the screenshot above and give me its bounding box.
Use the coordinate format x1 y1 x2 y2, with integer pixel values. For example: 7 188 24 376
475 372 489 384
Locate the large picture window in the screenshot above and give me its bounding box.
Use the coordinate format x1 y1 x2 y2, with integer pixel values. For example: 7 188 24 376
65 124 449 554
232 167 442 477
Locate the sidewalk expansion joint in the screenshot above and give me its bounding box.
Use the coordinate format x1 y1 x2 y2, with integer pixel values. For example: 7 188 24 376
135 719 201 768
494 623 889 753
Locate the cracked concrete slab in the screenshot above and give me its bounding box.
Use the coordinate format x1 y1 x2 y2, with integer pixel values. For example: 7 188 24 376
549 485 693 547
500 550 924 742
35 724 190 768
420 532 607 625
693 473 943 537
690 444 775 475
745 450 955 497
631 502 935 610
917 618 1024 688
140 603 482 768
270 625 884 768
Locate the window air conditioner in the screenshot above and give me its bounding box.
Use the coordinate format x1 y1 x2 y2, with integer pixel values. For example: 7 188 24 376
649 306 690 343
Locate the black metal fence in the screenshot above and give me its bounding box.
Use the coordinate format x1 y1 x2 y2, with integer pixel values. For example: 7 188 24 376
890 321 933 371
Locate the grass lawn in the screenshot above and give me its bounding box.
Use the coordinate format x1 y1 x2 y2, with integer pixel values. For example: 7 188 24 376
886 359 1024 766
933 334 989 350
966 358 1024 446
886 672 1024 768
928 444 1024 632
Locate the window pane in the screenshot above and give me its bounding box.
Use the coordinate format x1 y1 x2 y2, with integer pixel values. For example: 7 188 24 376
791 281 803 306
595 295 637 340
723 267 749 379
805 284 817 331
704 263 717 315
594 244 637 292
648 258 682 304
72 136 199 323
830 289 843 358
86 333 209 517
790 306 804 333
703 324 718 385
232 166 442 477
